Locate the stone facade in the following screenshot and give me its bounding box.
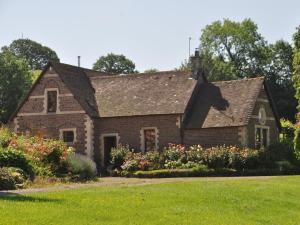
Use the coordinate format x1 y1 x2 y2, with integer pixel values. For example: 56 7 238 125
246 87 279 148
93 115 182 167
12 68 89 155
10 63 280 170
183 127 240 147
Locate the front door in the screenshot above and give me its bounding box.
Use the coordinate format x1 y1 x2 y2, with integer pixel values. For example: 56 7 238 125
103 136 117 167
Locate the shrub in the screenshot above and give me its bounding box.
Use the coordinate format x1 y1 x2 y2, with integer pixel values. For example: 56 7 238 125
144 150 164 170
67 154 97 181
186 145 204 163
204 146 232 168
116 144 261 173
164 144 186 162
0 127 13 148
8 135 74 176
0 167 16 190
280 119 295 143
110 145 130 168
0 147 34 179
0 167 27 190
275 160 296 172
121 152 141 172
294 123 300 159
260 142 299 169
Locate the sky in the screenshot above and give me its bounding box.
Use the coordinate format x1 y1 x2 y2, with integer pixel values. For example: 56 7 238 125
0 0 300 71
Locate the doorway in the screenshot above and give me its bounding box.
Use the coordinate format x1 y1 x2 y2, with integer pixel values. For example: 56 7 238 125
103 135 117 167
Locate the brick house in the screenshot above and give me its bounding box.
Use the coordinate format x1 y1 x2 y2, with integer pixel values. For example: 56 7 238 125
9 54 280 169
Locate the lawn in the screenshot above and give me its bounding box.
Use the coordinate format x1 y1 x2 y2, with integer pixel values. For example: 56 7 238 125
1 176 300 225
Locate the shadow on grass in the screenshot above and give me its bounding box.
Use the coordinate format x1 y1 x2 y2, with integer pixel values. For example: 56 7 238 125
0 192 63 203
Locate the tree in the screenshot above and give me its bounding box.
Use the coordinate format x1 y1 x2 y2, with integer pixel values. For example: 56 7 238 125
93 53 136 74
292 26 300 156
266 40 297 121
200 18 270 81
144 68 159 73
198 18 297 121
0 51 32 122
293 26 300 110
2 39 59 70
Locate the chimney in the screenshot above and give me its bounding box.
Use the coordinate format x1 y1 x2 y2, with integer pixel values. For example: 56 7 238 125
190 48 206 82
77 56 81 67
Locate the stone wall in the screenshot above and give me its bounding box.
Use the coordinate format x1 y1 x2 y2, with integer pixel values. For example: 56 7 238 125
246 87 279 148
12 67 90 155
93 114 182 167
183 127 240 147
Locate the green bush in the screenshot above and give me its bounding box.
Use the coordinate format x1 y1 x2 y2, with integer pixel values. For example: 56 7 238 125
8 135 74 176
112 144 261 173
111 143 299 175
0 147 34 179
294 124 300 159
121 153 141 171
275 160 296 172
110 145 130 168
144 150 164 170
280 119 295 143
67 154 97 181
0 127 13 148
0 167 16 190
0 167 27 190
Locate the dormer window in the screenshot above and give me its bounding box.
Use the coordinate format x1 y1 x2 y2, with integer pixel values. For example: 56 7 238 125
46 90 58 113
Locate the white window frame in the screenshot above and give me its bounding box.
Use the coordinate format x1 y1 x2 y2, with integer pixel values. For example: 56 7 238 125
44 88 59 113
100 133 120 167
255 125 270 149
140 127 159 153
59 128 77 145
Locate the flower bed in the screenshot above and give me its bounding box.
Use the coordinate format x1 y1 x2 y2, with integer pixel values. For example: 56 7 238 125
110 143 300 177
0 127 97 190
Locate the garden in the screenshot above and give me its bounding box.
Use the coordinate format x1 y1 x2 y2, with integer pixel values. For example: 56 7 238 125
0 127 97 190
109 119 300 178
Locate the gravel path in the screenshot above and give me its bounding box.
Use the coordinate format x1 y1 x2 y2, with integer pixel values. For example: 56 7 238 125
0 176 275 195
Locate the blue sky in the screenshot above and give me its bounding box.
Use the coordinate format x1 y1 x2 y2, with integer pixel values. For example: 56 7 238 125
0 0 300 71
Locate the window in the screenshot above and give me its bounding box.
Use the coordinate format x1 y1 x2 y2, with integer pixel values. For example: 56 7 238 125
258 107 266 125
47 90 57 113
60 129 76 145
62 131 74 144
255 126 269 149
144 128 156 152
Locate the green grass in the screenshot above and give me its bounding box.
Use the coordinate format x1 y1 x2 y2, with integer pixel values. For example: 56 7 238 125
1 176 300 225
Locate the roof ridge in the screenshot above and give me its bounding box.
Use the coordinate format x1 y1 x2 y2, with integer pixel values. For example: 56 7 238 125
89 70 191 79
51 61 191 78
212 76 265 84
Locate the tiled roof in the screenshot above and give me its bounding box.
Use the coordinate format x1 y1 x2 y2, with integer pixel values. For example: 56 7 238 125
11 62 276 129
51 62 105 117
184 77 265 128
89 71 197 117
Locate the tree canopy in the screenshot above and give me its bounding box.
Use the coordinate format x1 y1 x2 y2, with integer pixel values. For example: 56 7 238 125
2 39 59 70
93 53 136 74
0 51 32 122
200 19 269 81
266 40 297 121
197 18 297 121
